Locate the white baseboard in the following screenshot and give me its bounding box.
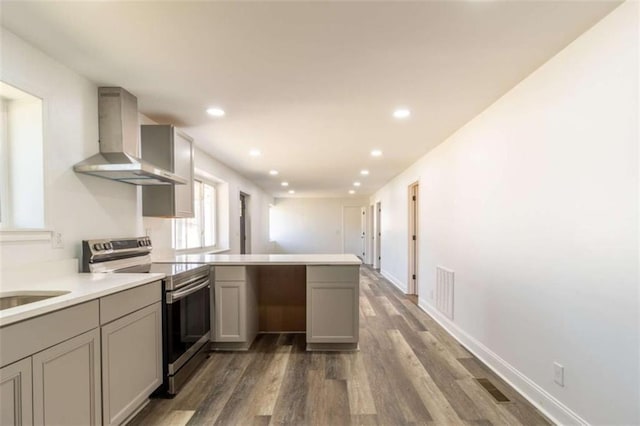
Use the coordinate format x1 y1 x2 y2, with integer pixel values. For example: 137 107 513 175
380 269 407 293
417 298 588 426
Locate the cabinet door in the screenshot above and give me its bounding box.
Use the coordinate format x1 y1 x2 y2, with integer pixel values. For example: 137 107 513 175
173 129 194 218
215 281 246 341
307 281 359 343
0 358 32 426
32 329 101 426
101 302 162 426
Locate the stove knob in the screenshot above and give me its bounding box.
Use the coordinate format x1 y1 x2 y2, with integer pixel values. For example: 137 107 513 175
106 243 113 250
146 238 152 246
93 243 102 251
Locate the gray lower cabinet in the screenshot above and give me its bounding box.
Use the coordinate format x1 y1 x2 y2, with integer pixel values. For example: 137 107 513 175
0 280 162 426
32 329 101 426
213 266 257 350
0 358 32 426
215 281 246 341
306 265 360 348
101 302 162 426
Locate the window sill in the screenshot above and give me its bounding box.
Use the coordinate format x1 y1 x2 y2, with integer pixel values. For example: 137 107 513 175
0 229 53 243
175 246 229 255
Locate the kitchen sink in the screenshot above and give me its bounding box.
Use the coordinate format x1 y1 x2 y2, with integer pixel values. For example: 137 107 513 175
0 291 71 311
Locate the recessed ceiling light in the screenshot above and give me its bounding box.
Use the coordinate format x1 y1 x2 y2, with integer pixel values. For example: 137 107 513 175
206 107 225 117
281 182 289 187
360 170 369 176
269 170 279 176
371 149 382 157
348 190 356 194
393 108 411 119
288 190 295 194
353 182 361 187
249 149 261 157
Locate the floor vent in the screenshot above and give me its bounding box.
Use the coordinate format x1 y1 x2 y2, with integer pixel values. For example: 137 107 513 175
435 266 455 319
475 378 510 403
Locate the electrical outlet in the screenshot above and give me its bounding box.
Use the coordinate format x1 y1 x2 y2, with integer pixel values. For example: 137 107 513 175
52 232 64 249
553 362 564 387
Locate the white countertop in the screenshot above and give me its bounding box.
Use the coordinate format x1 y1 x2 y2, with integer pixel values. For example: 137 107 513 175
0 272 165 327
156 253 362 265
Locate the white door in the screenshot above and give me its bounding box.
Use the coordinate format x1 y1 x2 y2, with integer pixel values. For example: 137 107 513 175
374 202 381 269
343 206 364 258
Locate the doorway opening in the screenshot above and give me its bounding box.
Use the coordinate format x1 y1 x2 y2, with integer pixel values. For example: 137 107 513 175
374 202 381 270
343 206 365 259
368 204 375 265
408 182 419 300
240 192 251 254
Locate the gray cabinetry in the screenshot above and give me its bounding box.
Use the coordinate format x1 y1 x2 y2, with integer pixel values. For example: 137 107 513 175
0 358 32 426
100 281 162 426
0 280 162 426
141 125 194 218
32 329 101 426
0 301 99 426
213 266 258 350
306 265 360 350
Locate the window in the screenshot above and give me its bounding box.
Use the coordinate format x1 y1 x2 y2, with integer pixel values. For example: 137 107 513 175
173 180 217 250
0 81 45 229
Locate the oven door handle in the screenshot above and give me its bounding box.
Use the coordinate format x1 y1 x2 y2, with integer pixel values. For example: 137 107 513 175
167 279 209 304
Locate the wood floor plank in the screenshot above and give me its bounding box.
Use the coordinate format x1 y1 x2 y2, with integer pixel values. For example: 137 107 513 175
346 352 377 415
254 344 292 416
419 330 474 380
185 352 253 425
457 357 553 426
270 336 312 425
388 329 466 426
391 313 486 422
359 295 376 317
457 378 523 426
158 410 195 426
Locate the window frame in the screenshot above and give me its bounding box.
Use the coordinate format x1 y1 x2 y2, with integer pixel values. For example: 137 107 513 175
172 178 218 253
0 79 51 241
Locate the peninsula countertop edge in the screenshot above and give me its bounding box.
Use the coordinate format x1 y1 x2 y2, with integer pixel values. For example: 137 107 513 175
154 253 362 266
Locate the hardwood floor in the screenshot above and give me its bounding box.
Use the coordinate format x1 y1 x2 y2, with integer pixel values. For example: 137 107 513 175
130 266 552 426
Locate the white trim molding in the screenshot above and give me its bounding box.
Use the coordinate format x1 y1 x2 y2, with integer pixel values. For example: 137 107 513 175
380 269 407 294
417 297 589 426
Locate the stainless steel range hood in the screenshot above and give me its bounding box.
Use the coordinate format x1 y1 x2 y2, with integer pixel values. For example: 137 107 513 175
74 87 187 186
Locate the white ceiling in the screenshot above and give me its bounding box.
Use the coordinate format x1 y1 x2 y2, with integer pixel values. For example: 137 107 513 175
1 1 619 198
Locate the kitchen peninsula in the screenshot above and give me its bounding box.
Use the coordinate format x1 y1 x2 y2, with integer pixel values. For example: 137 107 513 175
157 254 361 351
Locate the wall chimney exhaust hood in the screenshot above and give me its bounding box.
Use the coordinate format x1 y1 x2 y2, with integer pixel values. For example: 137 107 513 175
74 87 187 186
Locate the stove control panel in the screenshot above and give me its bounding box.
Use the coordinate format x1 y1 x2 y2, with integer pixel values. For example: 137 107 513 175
81 237 153 272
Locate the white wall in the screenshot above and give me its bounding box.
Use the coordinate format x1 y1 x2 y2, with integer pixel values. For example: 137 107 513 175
371 3 639 425
270 197 368 254
0 28 142 268
0 27 273 269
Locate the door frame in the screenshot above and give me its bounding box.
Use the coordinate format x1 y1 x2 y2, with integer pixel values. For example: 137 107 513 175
368 204 375 265
341 205 365 259
239 192 251 254
408 182 419 295
374 201 381 270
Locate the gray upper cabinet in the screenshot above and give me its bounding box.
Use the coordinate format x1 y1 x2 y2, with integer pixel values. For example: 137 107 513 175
141 125 195 218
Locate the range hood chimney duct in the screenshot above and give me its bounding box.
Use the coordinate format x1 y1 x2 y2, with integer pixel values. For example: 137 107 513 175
74 87 187 186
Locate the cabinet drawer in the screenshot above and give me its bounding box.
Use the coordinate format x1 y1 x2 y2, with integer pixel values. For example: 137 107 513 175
100 280 162 325
0 301 99 368
215 266 246 282
306 265 359 283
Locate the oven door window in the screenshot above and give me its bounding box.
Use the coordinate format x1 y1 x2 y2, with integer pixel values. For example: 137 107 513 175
166 284 210 365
